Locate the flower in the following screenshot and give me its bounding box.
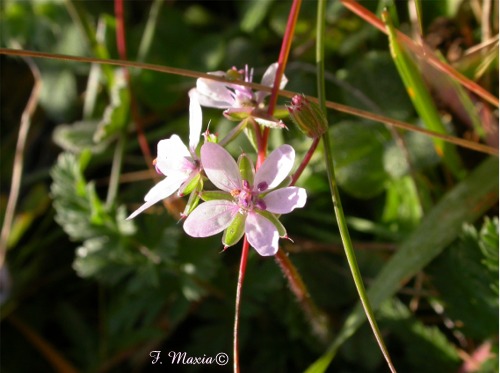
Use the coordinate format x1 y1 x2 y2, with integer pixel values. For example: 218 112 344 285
195 63 288 129
127 90 203 220
196 63 287 109
183 143 306 256
287 94 328 138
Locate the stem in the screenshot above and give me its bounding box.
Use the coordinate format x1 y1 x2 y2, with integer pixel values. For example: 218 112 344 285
274 249 330 342
322 134 396 373
233 237 250 373
0 55 41 267
291 136 320 186
316 1 396 370
258 0 303 167
106 134 127 208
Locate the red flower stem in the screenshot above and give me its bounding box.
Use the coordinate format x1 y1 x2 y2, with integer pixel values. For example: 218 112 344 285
114 0 154 168
291 136 320 185
274 248 329 341
114 0 127 60
258 0 303 168
233 236 250 373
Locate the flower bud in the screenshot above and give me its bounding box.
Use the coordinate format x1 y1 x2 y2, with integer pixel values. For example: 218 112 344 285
287 94 328 138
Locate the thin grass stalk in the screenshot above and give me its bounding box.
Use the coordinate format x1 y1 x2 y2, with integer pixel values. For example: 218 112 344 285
316 0 396 371
1 48 496 156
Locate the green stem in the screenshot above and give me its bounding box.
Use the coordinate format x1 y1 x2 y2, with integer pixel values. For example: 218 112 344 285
106 134 126 208
316 0 396 371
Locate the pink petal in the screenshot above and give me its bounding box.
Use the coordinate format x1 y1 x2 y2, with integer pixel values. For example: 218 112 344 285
196 73 235 108
201 143 242 192
183 200 238 237
188 89 203 151
245 212 279 256
254 144 294 190
262 187 307 214
126 176 185 220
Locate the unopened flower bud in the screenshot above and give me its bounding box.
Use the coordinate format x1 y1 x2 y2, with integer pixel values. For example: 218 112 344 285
287 94 328 138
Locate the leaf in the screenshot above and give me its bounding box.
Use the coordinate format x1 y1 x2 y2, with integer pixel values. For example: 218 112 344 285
306 156 499 373
341 51 414 121
94 68 130 142
330 121 391 199
378 299 460 372
383 11 465 179
53 121 107 153
427 218 499 339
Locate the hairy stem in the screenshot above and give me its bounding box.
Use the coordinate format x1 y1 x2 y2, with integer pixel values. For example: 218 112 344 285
233 237 250 373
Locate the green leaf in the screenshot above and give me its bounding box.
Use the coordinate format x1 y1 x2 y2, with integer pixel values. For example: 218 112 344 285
94 69 130 143
341 51 414 121
379 299 460 372
330 121 390 198
307 156 498 373
53 121 106 153
427 219 499 339
383 11 465 179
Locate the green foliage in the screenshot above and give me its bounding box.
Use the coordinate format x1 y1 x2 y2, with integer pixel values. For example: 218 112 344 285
2 1 498 372
330 121 390 198
427 218 499 339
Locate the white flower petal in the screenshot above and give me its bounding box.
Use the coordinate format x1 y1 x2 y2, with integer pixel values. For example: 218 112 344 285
201 143 242 192
255 63 288 104
196 74 234 108
126 176 184 220
260 62 279 87
188 89 203 151
254 144 295 190
263 187 307 214
245 212 279 256
183 200 238 237
156 136 192 176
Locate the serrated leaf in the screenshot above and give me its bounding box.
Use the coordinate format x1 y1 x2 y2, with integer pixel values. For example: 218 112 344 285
94 68 130 142
427 219 499 339
53 121 107 153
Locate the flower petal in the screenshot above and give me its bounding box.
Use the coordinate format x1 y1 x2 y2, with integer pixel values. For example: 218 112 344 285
255 63 288 103
196 73 235 108
254 144 294 190
156 136 193 177
126 176 184 220
262 187 307 214
188 89 202 151
245 212 279 256
201 143 242 192
183 200 238 237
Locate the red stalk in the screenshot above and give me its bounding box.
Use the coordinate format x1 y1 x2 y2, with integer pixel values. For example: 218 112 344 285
258 0 303 168
233 237 250 373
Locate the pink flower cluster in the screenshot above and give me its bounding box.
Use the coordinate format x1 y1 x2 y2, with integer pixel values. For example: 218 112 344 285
127 64 306 256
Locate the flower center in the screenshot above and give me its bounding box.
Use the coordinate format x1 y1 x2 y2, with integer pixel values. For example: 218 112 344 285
231 179 266 212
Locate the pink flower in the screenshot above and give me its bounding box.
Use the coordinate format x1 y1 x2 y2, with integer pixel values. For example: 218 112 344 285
196 63 287 109
195 64 288 129
183 143 306 256
127 90 203 220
